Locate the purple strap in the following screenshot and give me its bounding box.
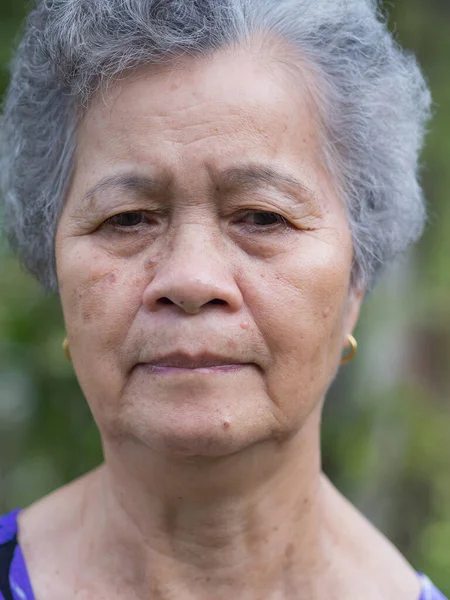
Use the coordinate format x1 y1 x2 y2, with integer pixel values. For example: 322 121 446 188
0 510 447 600
418 573 448 600
0 511 35 600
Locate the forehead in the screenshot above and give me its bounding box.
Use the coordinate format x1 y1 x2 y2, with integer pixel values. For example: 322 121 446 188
74 43 333 203
81 43 318 144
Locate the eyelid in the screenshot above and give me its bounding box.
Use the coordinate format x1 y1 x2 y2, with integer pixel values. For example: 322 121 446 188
103 207 295 228
106 211 144 224
240 210 287 223
107 209 163 221
100 210 160 234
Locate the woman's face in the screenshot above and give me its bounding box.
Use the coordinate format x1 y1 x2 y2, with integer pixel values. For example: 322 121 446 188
56 45 362 458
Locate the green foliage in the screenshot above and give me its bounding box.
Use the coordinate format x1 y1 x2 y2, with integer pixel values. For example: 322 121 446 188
0 1 449 594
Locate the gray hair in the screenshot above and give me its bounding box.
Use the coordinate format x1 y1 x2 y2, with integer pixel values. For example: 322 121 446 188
0 0 432 291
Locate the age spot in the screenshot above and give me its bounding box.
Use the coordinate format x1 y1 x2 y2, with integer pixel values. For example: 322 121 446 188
145 259 158 271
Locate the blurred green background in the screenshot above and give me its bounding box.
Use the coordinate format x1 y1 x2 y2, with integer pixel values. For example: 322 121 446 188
0 0 449 593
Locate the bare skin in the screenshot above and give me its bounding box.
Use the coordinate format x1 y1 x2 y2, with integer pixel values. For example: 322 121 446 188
18 43 420 599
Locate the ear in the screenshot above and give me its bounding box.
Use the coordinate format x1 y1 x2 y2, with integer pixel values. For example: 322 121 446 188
344 284 365 343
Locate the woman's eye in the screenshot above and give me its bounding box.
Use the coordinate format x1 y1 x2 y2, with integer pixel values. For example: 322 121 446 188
106 212 149 228
240 211 287 227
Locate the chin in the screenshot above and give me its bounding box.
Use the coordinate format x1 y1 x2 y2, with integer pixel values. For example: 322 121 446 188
157 431 246 459
110 406 268 460
103 377 274 457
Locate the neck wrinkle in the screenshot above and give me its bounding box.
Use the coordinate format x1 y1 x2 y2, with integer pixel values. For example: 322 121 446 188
88 408 333 598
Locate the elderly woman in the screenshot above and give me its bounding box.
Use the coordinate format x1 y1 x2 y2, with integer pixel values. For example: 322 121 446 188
0 0 445 598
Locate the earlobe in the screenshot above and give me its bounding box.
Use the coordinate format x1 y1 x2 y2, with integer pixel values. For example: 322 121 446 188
345 284 365 342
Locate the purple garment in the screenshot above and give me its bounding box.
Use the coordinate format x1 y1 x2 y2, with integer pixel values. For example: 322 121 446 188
0 510 447 600
0 510 35 600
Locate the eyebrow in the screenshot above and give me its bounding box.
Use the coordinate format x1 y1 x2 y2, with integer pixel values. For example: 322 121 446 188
80 164 316 209
218 165 317 203
81 172 170 207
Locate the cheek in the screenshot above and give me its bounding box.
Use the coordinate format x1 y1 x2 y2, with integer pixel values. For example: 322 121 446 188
256 240 350 340
57 245 153 423
57 243 145 350
249 238 351 407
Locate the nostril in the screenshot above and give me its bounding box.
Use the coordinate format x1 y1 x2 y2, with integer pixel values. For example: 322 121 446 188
153 297 228 311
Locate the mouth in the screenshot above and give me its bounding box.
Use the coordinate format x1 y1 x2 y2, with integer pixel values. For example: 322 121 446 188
137 353 255 374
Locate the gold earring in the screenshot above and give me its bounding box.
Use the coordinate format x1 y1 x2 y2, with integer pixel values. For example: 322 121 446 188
341 334 357 365
63 337 72 362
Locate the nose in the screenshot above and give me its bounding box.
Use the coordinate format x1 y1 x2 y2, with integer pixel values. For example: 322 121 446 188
142 228 244 315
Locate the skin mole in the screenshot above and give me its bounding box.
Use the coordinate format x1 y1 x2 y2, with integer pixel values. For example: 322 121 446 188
144 258 158 271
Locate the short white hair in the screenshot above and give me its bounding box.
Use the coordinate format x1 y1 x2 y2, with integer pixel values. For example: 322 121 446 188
0 0 432 291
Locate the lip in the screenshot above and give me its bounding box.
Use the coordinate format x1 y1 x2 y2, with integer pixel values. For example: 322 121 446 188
138 364 249 376
137 352 253 371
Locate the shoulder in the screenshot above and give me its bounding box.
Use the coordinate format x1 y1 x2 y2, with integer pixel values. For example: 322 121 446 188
13 470 100 600
322 476 448 600
321 475 421 599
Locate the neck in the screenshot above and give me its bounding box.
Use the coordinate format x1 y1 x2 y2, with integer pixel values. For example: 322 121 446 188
86 408 336 599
